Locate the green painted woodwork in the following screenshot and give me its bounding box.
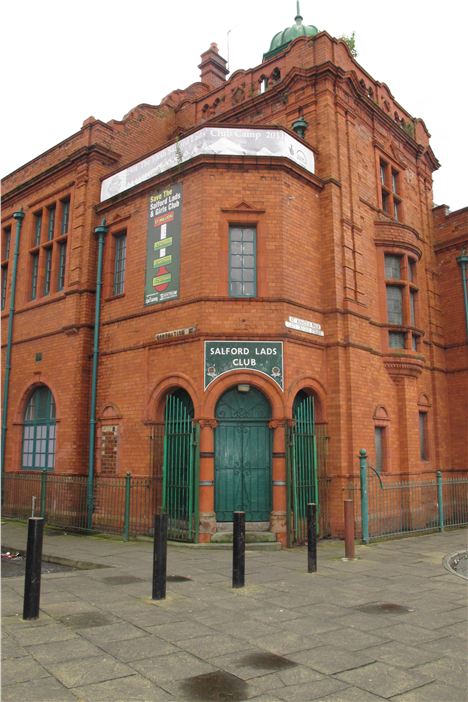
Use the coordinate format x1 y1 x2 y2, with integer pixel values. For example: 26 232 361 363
287 391 318 545
22 386 56 471
1 209 24 500
87 218 108 530
163 390 199 541
215 387 272 522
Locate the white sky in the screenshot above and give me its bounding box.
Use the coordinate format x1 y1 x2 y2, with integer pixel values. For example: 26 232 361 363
2 0 466 211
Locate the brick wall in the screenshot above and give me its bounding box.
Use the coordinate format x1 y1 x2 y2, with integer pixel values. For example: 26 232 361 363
2 29 466 538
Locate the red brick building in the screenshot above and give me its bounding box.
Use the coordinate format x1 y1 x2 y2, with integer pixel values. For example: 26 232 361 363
2 11 467 543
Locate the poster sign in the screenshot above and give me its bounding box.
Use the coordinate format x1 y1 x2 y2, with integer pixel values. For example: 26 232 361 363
204 341 283 390
145 184 182 306
101 127 315 201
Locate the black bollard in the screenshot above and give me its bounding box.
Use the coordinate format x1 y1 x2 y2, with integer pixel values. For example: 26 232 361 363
152 513 168 600
232 511 245 588
23 517 45 620
307 502 317 573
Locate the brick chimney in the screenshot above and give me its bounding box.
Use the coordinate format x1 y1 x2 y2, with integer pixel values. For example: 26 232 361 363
198 43 228 90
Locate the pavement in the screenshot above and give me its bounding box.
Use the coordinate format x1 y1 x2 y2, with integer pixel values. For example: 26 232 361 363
1 521 467 702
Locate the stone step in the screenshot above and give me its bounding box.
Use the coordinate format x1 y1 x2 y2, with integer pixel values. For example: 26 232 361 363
211 531 277 544
168 541 282 550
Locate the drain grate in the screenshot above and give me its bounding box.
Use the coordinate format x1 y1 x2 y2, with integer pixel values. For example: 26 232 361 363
181 671 248 701
356 602 414 614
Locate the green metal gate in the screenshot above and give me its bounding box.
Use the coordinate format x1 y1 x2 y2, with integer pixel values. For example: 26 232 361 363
162 390 199 542
287 392 319 545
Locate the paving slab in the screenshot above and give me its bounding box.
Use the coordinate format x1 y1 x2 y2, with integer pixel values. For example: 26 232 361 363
43 653 134 688
311 686 388 701
1 634 29 660
362 640 441 668
1 655 50 685
389 680 467 701
288 645 376 674
2 521 467 702
97 633 179 661
129 651 218 682
69 674 174 701
403 606 467 630
268 677 350 701
9 623 78 646
309 627 390 651
161 670 252 700
411 655 468 689
145 619 216 642
211 618 281 641
418 634 468 661
209 649 304 681
76 621 148 643
368 622 446 646
335 661 433 698
249 630 321 655
176 632 248 658
1 677 78 701
27 637 105 665
276 614 344 636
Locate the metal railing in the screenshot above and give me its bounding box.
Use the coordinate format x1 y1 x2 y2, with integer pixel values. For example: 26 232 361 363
350 450 468 542
2 472 162 540
4 455 466 544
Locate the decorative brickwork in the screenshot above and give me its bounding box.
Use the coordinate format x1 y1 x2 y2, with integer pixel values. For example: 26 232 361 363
2 25 466 540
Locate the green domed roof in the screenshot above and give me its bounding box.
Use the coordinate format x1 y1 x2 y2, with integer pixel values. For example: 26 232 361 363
264 4 318 60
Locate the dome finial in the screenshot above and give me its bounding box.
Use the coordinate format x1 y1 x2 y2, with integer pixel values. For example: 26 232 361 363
295 1 303 22
264 3 318 61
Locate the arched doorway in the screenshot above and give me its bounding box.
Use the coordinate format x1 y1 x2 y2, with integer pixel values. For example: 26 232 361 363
162 389 199 541
215 386 272 522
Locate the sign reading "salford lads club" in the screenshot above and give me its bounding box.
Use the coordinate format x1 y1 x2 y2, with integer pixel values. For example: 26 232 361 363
204 341 283 390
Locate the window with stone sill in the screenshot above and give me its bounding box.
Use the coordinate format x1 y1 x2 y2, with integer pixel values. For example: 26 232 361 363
1 264 8 310
22 386 56 470
374 425 387 473
229 226 256 298
1 225 11 311
112 231 127 296
379 159 402 222
384 253 420 350
2 225 11 260
28 196 70 301
419 411 429 461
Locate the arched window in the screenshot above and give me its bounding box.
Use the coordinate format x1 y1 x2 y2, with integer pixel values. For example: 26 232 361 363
22 386 56 470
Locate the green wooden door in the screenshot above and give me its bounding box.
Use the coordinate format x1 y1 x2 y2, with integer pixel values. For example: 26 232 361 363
215 387 272 521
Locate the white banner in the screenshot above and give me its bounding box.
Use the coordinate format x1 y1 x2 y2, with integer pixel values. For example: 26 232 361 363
101 127 315 201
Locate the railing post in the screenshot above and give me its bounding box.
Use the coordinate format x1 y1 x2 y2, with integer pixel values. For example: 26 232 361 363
437 470 444 532
123 472 131 541
152 512 168 600
40 469 47 519
359 448 369 544
232 511 245 588
23 517 44 620
343 499 356 559
307 502 317 572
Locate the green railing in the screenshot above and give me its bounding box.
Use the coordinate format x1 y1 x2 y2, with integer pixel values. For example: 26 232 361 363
2 472 162 540
351 450 468 542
